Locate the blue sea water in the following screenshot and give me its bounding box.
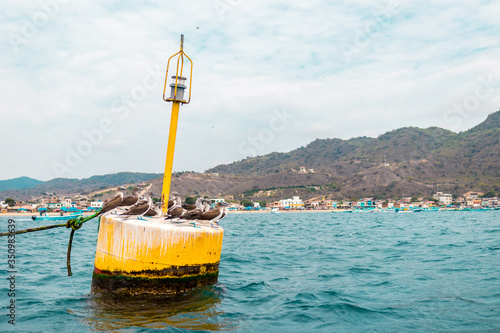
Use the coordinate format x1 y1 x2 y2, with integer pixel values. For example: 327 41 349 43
0 211 499 332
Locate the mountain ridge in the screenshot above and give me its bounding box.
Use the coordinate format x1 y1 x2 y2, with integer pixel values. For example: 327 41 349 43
204 110 500 200
2 111 499 202
0 172 162 201
0 177 43 192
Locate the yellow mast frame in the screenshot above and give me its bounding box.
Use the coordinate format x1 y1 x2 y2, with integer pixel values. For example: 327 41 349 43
161 34 193 212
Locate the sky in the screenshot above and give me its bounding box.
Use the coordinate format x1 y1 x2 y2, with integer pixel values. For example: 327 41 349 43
1 0 500 181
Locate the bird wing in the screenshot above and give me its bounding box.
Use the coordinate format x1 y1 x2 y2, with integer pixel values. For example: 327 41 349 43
122 203 149 216
167 206 184 218
119 195 138 207
198 209 220 220
182 209 202 220
99 193 123 215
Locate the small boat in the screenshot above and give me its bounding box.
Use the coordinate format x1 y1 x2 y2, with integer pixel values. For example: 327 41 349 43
270 207 280 214
413 208 423 212
31 212 83 221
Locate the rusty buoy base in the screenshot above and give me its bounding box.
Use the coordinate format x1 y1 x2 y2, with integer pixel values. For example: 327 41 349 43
91 268 219 297
91 215 224 297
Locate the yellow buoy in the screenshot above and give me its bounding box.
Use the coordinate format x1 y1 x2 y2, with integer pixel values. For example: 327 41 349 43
91 215 224 296
90 35 222 296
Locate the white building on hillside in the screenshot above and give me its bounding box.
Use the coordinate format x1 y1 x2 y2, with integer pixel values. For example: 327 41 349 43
91 201 104 208
280 196 304 208
433 192 452 205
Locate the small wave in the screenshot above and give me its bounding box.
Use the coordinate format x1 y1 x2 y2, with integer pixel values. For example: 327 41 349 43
349 267 373 273
363 280 391 287
330 302 382 315
235 281 269 292
318 273 344 280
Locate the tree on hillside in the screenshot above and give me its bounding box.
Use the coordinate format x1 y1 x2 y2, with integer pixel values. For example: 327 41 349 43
4 198 15 207
241 199 253 207
185 196 196 205
481 191 496 198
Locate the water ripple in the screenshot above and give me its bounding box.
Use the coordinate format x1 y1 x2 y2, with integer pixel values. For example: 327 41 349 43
1 211 500 332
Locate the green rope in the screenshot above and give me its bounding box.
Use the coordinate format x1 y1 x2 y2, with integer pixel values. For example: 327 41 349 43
67 229 76 276
65 211 100 276
0 223 66 237
0 209 102 276
0 210 101 237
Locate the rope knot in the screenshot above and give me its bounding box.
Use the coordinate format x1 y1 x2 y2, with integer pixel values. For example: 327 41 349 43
66 217 84 231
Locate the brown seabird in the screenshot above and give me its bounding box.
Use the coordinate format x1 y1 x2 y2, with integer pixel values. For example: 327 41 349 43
202 200 211 212
198 202 223 221
220 203 228 219
162 193 175 210
182 197 202 211
181 198 205 220
167 193 184 219
144 202 162 217
121 193 152 216
118 187 139 207
98 186 124 215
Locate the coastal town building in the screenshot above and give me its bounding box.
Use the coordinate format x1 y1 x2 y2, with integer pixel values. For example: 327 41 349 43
400 197 412 204
357 198 376 208
433 192 453 205
2 185 498 214
340 201 353 209
463 191 483 199
280 196 304 208
325 200 337 209
90 201 104 208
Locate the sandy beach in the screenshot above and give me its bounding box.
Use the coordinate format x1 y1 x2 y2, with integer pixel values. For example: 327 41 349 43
0 210 338 218
0 212 94 217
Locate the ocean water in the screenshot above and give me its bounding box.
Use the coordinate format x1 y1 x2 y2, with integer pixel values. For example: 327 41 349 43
1 211 499 332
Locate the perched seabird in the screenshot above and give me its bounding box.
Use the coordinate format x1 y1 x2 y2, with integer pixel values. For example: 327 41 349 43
198 202 223 221
167 193 184 219
118 187 139 207
181 198 205 220
202 200 211 213
142 192 161 217
144 202 162 217
182 197 202 211
162 193 175 209
121 193 152 216
220 203 229 219
98 186 124 215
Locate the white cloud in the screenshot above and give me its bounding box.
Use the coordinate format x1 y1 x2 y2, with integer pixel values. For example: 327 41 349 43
0 0 499 180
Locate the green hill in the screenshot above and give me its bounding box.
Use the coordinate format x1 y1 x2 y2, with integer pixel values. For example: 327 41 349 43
2 111 499 202
0 172 162 201
206 110 500 200
0 177 43 192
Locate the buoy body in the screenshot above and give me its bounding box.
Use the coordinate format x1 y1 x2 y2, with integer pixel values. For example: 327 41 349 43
91 215 224 296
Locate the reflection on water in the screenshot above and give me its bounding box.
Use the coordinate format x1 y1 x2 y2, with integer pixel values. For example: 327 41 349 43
74 285 233 331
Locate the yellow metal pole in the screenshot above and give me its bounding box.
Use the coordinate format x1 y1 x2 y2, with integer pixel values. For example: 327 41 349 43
161 101 181 212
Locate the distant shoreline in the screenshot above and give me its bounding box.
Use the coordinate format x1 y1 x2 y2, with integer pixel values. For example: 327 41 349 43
0 212 94 217
1 208 495 218
228 210 332 214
